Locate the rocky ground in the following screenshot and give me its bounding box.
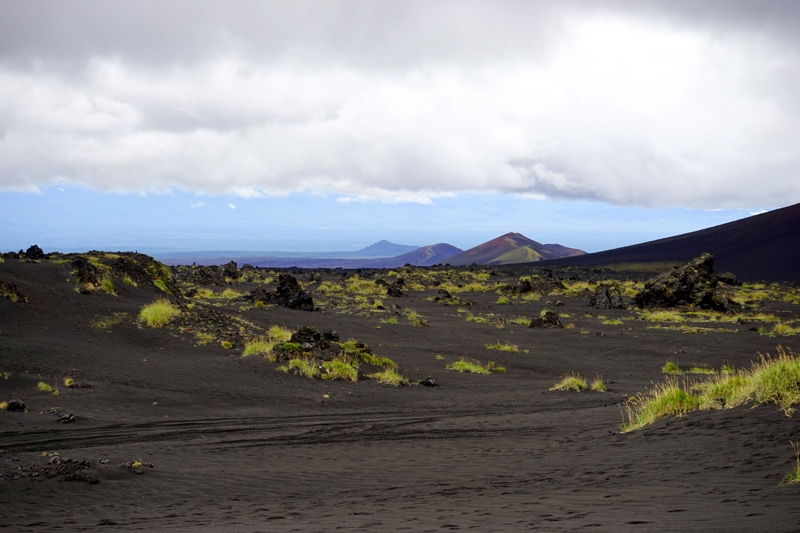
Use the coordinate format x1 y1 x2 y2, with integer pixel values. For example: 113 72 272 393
2 248 800 531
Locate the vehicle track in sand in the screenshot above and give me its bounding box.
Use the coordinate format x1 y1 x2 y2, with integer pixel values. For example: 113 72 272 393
0 396 620 453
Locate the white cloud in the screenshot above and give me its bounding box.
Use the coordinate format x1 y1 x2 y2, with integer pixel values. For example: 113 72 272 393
228 203 236 210
0 3 798 209
190 201 206 208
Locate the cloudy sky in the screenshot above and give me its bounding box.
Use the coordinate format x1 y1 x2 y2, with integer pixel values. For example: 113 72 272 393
1 1 798 254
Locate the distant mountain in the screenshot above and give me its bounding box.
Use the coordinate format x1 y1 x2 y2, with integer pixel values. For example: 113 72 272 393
534 202 800 282
362 243 463 268
355 240 420 257
443 233 585 266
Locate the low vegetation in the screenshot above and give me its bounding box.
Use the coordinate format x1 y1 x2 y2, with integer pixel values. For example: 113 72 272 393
37 381 59 395
622 346 800 432
550 373 588 391
782 441 800 485
485 341 519 353
446 357 505 374
368 368 409 386
139 299 180 328
591 375 606 392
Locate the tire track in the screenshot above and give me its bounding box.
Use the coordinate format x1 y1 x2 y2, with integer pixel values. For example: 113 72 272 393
0 396 618 453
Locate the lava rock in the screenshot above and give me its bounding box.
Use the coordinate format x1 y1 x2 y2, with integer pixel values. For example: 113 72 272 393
529 311 563 328
24 244 45 260
0 280 28 303
634 253 739 312
244 274 314 312
418 376 437 387
222 260 241 280
70 256 99 285
386 284 405 298
5 399 26 412
589 283 626 309
717 272 743 286
58 413 77 423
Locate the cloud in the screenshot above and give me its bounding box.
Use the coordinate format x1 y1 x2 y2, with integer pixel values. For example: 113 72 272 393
0 1 798 208
190 201 206 208
228 203 236 210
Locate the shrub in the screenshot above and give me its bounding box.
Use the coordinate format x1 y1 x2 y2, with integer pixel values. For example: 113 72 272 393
139 299 180 328
368 368 409 386
496 296 510 305
550 373 588 391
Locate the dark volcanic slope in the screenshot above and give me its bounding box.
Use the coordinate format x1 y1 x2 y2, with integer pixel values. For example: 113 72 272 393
444 232 585 266
535 202 800 282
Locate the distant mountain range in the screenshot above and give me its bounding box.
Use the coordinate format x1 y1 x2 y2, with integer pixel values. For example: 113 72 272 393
443 233 585 266
535 202 800 282
160 234 584 268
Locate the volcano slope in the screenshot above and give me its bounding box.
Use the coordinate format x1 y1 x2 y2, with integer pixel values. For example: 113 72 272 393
2 253 800 532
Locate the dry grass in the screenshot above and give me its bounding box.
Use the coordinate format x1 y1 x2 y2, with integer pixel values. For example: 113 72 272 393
139 299 180 328
550 373 588 391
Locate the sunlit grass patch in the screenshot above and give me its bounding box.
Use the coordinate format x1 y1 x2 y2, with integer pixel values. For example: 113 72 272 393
220 288 242 299
380 316 399 324
621 378 699 432
506 316 531 326
446 357 505 374
99 277 116 295
591 375 606 392
242 338 275 357
602 318 623 325
322 357 360 381
90 312 129 331
688 366 715 374
139 299 180 328
280 358 320 379
37 381 59 395
368 368 409 386
662 361 681 374
466 313 491 324
640 310 686 322
550 373 588 391
485 341 519 353
268 325 293 342
496 296 510 305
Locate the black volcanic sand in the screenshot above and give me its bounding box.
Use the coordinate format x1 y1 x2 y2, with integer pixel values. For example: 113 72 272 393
2 258 800 532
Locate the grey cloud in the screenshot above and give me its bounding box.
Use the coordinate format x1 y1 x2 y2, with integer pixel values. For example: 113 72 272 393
0 1 799 208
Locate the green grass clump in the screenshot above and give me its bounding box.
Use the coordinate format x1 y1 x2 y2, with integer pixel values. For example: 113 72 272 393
37 381 59 395
496 296 510 305
507 316 531 326
368 368 409 386
0 401 8 410
99 277 115 295
220 288 242 299
274 342 303 355
549 373 588 391
621 378 699 432
782 441 800 485
268 325 293 341
662 361 681 374
220 340 233 349
591 375 606 392
153 279 169 293
139 299 180 328
602 318 623 325
446 357 504 374
465 313 491 324
63 376 75 387
688 366 715 374
624 346 800 431
322 358 359 381
242 338 275 357
282 358 320 379
485 341 519 353
380 317 399 324
771 323 800 337
640 310 686 323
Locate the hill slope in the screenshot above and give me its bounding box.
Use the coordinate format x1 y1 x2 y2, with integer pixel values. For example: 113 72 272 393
535 202 800 282
443 232 585 266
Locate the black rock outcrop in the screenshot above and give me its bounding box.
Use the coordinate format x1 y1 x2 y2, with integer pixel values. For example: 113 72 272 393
529 311 563 328
244 274 314 311
589 283 626 309
634 253 738 312
24 245 45 260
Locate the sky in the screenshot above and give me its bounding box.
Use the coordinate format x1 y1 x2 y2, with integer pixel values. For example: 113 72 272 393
1 1 798 255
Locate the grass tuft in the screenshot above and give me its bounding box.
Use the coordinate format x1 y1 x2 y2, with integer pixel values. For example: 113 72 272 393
485 341 519 353
550 373 588 391
662 361 681 374
591 375 606 392
368 368 409 386
782 441 800 485
446 357 504 374
242 338 275 357
139 299 180 328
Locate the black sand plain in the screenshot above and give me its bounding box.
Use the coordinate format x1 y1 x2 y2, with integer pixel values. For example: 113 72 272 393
2 254 800 532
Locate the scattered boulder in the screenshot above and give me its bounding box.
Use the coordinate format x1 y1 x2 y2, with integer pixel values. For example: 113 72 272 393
24 245 45 260
244 274 314 311
0 280 28 303
4 399 26 412
386 284 405 298
634 253 739 312
589 283 626 309
57 413 77 424
418 376 437 387
529 311 563 328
